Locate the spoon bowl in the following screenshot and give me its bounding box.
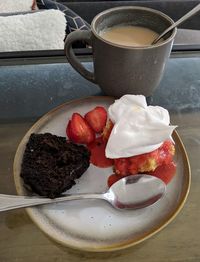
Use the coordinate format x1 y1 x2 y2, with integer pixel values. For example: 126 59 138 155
107 175 166 210
0 174 166 212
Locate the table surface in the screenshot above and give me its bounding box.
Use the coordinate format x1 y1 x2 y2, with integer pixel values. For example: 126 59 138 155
0 53 200 261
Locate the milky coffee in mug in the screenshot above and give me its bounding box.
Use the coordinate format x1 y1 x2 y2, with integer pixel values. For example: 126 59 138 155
64 6 176 97
100 25 160 47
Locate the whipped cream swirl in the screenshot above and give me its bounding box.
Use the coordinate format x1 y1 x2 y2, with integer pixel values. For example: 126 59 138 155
105 95 177 159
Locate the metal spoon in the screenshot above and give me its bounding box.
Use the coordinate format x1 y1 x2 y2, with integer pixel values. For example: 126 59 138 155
152 3 200 44
0 175 166 212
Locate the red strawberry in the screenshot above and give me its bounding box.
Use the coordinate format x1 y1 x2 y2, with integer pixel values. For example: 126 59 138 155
149 161 177 184
114 158 129 176
66 120 72 139
66 113 95 144
107 174 121 188
87 136 113 168
85 106 107 133
157 140 175 165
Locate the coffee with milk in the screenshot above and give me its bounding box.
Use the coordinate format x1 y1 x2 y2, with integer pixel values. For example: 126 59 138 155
100 25 159 47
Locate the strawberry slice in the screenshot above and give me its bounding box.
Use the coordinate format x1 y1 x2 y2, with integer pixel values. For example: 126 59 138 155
87 136 113 168
66 120 72 139
149 161 177 184
85 106 107 133
66 113 95 144
114 158 129 176
107 174 121 188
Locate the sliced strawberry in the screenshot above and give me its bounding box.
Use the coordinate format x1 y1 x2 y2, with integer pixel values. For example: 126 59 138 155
87 136 113 168
157 140 175 165
66 113 95 144
113 140 176 177
107 174 121 188
85 106 107 133
66 120 72 139
114 158 129 176
149 161 177 184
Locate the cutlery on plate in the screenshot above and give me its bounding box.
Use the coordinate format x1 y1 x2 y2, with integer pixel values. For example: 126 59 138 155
0 174 166 212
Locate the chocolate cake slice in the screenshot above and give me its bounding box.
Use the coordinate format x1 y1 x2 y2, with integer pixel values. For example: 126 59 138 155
20 133 90 198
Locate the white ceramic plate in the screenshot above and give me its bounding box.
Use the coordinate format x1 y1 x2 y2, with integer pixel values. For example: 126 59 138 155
13 96 191 252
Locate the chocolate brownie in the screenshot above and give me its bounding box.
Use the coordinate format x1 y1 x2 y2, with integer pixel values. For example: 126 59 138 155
20 133 90 198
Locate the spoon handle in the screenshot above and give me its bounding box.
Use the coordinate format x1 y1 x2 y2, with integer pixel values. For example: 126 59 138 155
153 3 200 44
0 193 105 212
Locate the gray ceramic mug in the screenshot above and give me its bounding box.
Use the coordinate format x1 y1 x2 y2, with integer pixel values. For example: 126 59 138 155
64 6 177 97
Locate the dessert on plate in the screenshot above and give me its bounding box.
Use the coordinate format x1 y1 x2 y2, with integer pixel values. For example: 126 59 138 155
103 95 177 186
20 94 177 198
66 94 177 187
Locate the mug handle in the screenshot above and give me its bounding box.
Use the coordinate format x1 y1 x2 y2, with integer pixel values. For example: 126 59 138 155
64 30 96 83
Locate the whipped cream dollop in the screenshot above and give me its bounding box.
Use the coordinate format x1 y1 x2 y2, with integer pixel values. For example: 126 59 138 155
105 95 177 159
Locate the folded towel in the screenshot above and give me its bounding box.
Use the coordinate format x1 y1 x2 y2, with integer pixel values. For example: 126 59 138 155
0 10 66 52
0 0 34 13
36 0 90 34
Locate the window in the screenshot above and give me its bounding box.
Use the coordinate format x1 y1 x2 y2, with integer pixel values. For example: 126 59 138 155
0 0 199 58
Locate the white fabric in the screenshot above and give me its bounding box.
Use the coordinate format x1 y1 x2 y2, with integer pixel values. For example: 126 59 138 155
106 95 177 158
0 0 33 13
0 10 66 52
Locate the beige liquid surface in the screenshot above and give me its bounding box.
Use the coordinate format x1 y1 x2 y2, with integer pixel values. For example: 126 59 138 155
100 25 159 47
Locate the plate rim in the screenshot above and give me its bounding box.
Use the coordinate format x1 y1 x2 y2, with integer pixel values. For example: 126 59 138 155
13 96 191 252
